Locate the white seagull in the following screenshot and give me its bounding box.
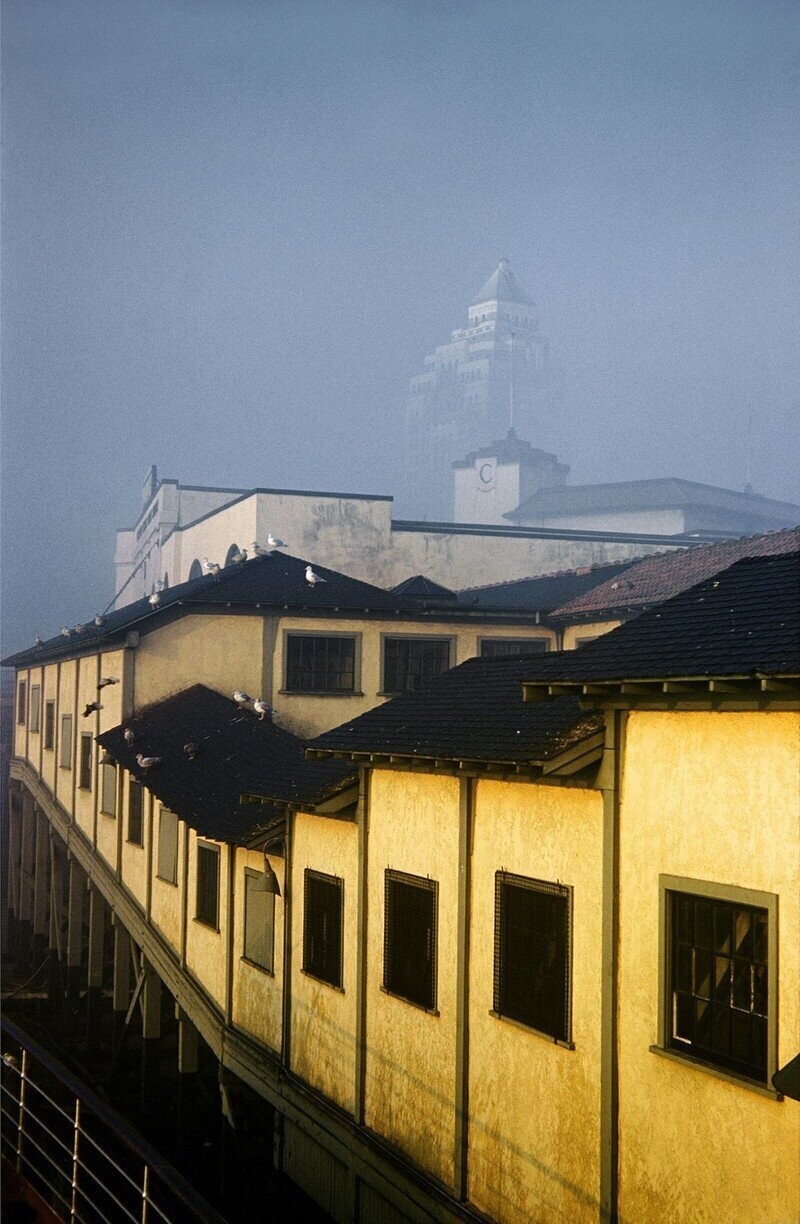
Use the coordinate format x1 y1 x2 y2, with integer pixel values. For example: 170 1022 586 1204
34 636 43 647
60 627 71 637
203 557 221 577
250 541 267 557
124 728 135 744
267 533 286 552
149 592 160 607
253 699 274 721
93 615 105 627
305 565 326 586
136 753 162 771
233 690 253 708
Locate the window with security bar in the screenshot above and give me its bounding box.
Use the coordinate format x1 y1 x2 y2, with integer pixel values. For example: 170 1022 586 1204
303 870 344 988
494 871 571 1042
127 780 144 846
196 841 220 929
285 633 357 693
668 890 769 1082
382 637 452 694
480 638 549 658
384 870 438 1010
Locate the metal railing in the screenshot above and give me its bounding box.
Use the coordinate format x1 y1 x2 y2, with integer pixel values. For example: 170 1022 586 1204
1 1016 226 1224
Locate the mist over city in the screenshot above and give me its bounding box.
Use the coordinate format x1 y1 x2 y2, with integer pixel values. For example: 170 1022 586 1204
2 0 798 650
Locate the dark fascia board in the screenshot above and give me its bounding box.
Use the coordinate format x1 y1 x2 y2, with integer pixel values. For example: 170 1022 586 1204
392 519 721 547
305 730 604 780
523 674 800 704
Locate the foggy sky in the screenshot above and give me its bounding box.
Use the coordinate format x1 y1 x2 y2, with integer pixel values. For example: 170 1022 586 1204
2 0 799 656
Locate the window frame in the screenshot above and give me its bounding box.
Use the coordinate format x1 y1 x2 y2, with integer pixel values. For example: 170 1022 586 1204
302 869 345 990
243 867 276 974
156 807 179 885
127 779 144 846
380 634 454 696
59 715 73 770
383 869 439 1013
78 733 93 791
195 840 221 931
29 684 41 733
478 637 550 659
492 871 573 1046
654 875 779 1094
282 630 361 696
100 760 117 816
17 679 27 725
44 701 55 750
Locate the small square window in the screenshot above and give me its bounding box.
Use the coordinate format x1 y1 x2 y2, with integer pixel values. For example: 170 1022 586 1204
196 842 220 929
156 808 179 884
303 869 344 988
44 701 55 750
285 633 357 694
127 780 144 846
17 680 27 725
383 869 437 1010
494 871 571 1042
59 715 73 769
244 868 276 972
79 734 93 790
100 761 117 816
29 685 41 733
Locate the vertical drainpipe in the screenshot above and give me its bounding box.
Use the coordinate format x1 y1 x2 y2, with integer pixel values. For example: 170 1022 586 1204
599 708 625 1223
354 767 370 1125
280 811 294 1071
454 775 474 1201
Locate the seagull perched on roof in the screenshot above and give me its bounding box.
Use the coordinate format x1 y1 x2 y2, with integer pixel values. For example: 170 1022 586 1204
136 753 162 771
203 557 221 577
94 615 105 627
253 699 274 721
73 624 86 634
229 547 247 564
267 533 286 552
233 690 253 708
83 701 103 717
60 627 71 637
149 592 160 607
250 541 267 557
183 742 200 760
124 728 135 744
305 565 326 586
97 677 119 691
34 636 43 647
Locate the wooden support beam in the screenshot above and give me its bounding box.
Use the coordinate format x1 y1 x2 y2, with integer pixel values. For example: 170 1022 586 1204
32 808 50 940
176 1007 199 1074
66 860 84 969
87 887 106 990
141 958 162 1039
112 923 131 1012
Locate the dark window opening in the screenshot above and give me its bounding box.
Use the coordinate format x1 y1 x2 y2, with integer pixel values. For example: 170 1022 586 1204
494 872 571 1041
127 779 144 846
668 891 768 1082
196 842 220 929
384 870 437 1010
44 701 55 750
303 870 343 988
480 638 549 659
17 680 26 725
382 637 451 694
79 734 93 791
285 634 356 694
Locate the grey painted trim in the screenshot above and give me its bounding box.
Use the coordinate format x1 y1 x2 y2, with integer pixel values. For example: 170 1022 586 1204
354 768 370 1126
454 778 473 1200
598 709 624 1222
393 518 714 546
656 873 780 1089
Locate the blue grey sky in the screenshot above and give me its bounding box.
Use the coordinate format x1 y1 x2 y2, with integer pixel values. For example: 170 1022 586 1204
2 0 798 654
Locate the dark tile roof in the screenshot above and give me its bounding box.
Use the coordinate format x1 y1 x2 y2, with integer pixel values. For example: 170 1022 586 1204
452 430 561 470
551 527 800 619
457 561 634 613
392 575 458 601
521 553 800 685
97 685 353 843
470 260 532 307
507 478 800 524
2 553 414 668
309 657 602 765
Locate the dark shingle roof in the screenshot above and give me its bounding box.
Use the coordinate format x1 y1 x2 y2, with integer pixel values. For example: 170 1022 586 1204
551 527 800 619
507 478 800 524
522 553 800 686
97 685 353 843
457 561 634 613
2 553 412 668
392 576 458 601
309 657 602 765
471 260 532 307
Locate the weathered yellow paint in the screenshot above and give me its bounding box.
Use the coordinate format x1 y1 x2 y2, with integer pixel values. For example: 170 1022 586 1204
13 670 28 759
149 809 184 953
55 660 76 811
291 810 358 1114
25 664 44 769
617 711 800 1224
231 847 284 1053
560 618 622 652
468 778 604 1223
40 663 59 794
185 832 228 1009
134 614 264 709
364 770 460 1188
73 656 98 841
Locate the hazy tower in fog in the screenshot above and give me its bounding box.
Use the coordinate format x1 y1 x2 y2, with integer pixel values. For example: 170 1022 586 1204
403 260 550 519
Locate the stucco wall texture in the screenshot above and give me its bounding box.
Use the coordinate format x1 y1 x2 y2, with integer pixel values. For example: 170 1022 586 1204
617 710 800 1224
